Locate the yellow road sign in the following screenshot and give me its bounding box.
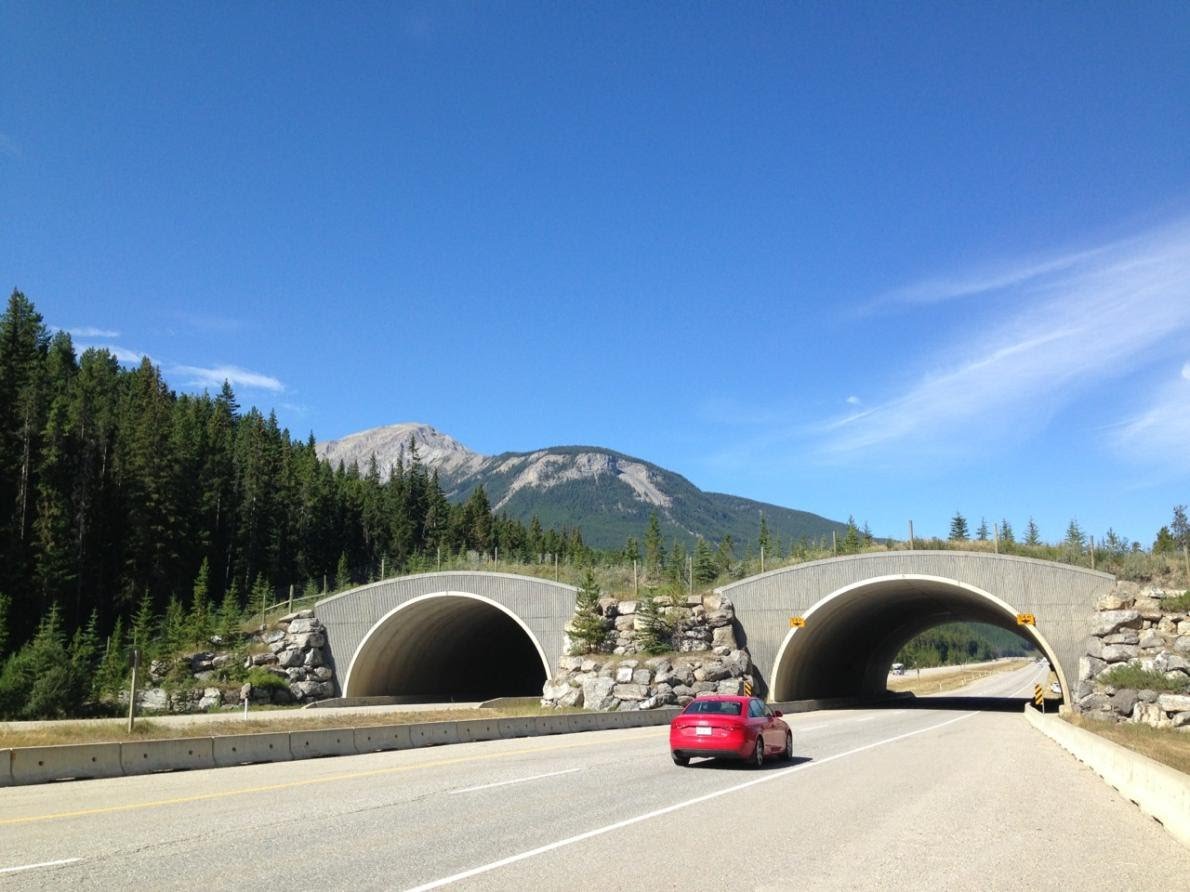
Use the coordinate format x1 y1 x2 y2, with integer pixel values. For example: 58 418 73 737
1034 684 1044 705
743 680 753 696
1017 613 1036 626
789 616 805 628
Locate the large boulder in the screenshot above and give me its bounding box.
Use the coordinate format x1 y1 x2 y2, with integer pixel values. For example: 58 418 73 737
1133 597 1164 621
277 647 304 668
138 687 169 711
286 617 323 636
543 678 573 701
1156 694 1190 713
1110 689 1138 716
613 683 648 701
712 625 738 650
1088 610 1142 637
582 677 618 711
1100 644 1139 663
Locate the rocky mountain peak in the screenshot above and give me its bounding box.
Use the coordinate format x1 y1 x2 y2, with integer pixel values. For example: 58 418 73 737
316 422 485 480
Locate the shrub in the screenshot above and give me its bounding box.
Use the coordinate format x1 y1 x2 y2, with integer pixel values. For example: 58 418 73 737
245 667 290 692
1098 663 1189 693
1163 591 1190 612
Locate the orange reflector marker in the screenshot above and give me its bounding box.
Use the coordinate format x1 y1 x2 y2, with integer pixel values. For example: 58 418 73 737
789 616 805 628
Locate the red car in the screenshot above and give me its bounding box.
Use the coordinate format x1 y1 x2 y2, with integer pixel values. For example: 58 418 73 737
669 695 793 767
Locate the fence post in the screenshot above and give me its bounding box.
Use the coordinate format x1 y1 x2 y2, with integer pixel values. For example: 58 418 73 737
908 520 915 550
288 583 293 613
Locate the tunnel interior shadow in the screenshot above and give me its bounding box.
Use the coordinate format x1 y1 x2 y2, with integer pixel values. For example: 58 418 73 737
871 694 1034 713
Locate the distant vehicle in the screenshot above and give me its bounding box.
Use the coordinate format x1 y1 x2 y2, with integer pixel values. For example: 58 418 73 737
669 695 792 768
1050 682 1061 695
891 662 905 675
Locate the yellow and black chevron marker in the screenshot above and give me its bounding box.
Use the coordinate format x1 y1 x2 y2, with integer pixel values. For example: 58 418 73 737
743 679 753 696
1034 684 1044 708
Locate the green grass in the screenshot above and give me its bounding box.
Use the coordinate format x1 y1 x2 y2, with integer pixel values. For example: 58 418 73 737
1162 590 1190 611
1097 664 1190 693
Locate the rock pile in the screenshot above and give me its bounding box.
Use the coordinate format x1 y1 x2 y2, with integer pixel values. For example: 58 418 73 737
542 592 755 710
541 651 754 711
133 609 336 713
1076 583 1190 730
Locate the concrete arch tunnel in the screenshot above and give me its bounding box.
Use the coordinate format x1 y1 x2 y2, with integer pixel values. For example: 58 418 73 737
719 551 1115 704
314 572 576 702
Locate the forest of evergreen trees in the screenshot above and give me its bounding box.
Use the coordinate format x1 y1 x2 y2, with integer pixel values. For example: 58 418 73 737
0 290 593 666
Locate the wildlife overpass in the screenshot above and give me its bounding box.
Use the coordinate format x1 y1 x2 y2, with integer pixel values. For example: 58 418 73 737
314 553 1113 703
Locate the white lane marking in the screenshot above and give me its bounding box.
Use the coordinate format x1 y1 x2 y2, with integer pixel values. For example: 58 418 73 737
0 859 81 875
403 712 978 892
449 767 582 795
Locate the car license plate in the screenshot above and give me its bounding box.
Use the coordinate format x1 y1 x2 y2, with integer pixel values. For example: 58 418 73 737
695 726 712 736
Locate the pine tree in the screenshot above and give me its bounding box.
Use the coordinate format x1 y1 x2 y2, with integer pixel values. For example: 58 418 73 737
216 582 242 641
623 537 640 566
567 567 606 654
841 516 861 554
334 552 351 591
189 558 211 643
130 591 157 658
635 588 671 655
162 594 187 653
715 535 735 577
693 537 717 584
948 512 969 541
94 615 126 698
758 513 772 558
1171 505 1189 551
999 519 1015 545
1064 519 1086 553
976 518 989 541
1024 517 1040 546
643 512 664 577
0 592 8 658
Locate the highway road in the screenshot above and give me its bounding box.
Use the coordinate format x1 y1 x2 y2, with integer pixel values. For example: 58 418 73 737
2 663 1187 890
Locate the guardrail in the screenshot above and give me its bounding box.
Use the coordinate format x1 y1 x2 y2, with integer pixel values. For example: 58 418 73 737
1023 705 1190 850
0 707 681 787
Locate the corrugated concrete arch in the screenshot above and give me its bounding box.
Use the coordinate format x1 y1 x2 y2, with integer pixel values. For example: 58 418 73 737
718 551 1114 703
315 572 577 699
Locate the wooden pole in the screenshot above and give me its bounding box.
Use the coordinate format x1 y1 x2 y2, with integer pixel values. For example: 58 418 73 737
760 546 765 574
993 527 999 555
633 559 638 596
908 520 915 550
287 583 293 613
832 531 838 556
127 648 139 733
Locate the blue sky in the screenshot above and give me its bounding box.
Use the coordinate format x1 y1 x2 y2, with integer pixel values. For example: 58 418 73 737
3 2 1189 545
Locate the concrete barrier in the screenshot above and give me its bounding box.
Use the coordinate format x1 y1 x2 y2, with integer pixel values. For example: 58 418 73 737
354 724 413 753
565 712 602 734
1023 706 1190 849
496 716 537 739
535 714 571 736
120 737 215 775
11 742 123 785
0 748 12 787
408 721 459 748
290 729 358 760
456 719 502 743
212 732 291 767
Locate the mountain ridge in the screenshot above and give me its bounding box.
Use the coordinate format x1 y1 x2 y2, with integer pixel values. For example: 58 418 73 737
316 423 848 550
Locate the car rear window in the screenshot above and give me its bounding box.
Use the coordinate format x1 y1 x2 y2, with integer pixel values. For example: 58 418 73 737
683 700 742 716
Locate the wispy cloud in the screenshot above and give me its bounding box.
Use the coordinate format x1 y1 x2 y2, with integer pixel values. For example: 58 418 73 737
845 395 861 406
171 364 284 393
1109 363 1190 468
65 326 120 339
817 218 1190 463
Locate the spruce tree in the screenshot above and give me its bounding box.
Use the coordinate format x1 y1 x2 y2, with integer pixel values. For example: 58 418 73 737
189 558 211 643
643 512 664 577
635 588 670 655
758 513 772 558
999 519 1015 545
842 516 861 554
1024 517 1040 546
693 537 717 584
567 567 606 654
949 512 969 541
715 535 735 577
1064 519 1086 553
976 518 989 541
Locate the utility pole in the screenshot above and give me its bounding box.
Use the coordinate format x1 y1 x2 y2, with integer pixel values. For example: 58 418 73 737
760 546 765 574
908 520 915 550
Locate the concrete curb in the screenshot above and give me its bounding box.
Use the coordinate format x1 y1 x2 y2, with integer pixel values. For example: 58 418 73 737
10 742 124 784
354 724 412 753
1023 705 1190 849
0 748 13 786
120 737 215 775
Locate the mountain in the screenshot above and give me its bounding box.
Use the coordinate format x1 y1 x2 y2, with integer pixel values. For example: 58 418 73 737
316 423 849 550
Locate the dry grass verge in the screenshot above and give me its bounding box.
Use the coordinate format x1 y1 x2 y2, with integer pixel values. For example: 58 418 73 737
0 703 582 750
886 659 1034 696
1063 713 1190 775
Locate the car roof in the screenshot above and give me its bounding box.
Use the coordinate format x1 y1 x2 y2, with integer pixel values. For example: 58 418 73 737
692 694 749 702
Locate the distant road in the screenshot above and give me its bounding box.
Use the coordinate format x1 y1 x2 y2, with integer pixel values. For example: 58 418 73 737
3 664 1186 889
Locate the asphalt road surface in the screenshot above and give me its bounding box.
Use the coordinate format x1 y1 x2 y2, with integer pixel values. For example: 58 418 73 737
2 664 1187 890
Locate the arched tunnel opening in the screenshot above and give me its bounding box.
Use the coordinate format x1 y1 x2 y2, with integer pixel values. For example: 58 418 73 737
344 595 549 701
770 577 1055 705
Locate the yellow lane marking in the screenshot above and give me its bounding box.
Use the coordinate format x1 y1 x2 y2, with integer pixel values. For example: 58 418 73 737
1 729 663 827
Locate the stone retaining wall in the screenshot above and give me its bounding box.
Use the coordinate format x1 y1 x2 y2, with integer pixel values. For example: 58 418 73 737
1076 583 1190 731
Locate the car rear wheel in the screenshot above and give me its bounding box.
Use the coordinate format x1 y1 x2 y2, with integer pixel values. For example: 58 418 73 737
782 732 793 762
672 752 690 767
751 736 764 768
